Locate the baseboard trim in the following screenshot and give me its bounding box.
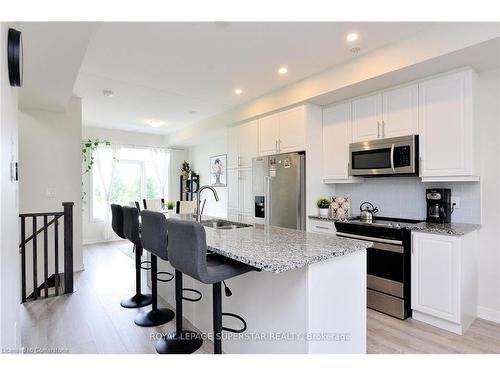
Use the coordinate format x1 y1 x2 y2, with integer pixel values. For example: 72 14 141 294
478 306 500 324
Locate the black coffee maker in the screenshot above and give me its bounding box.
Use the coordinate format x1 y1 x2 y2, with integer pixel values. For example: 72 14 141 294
426 188 452 223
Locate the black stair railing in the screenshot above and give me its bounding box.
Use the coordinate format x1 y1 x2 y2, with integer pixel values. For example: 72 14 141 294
19 202 74 303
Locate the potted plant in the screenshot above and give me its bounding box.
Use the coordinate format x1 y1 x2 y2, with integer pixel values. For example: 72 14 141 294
167 201 175 212
316 198 331 217
181 161 191 178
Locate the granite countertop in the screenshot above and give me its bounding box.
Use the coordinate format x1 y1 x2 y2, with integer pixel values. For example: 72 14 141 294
404 222 481 236
164 213 371 273
308 215 480 236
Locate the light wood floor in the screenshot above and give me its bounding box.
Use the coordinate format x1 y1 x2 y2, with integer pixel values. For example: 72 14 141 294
21 241 500 354
21 241 213 354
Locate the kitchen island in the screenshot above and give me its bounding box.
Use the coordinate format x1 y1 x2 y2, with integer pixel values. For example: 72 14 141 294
154 214 371 354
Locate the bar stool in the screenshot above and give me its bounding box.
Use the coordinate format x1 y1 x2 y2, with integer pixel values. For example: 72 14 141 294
156 219 256 354
134 210 175 327
120 206 153 308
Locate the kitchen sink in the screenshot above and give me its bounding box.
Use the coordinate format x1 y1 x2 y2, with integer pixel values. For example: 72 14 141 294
200 219 252 230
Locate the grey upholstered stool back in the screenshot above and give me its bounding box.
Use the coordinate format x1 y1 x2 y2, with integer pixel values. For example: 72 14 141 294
111 204 126 239
165 219 210 283
123 206 141 248
140 210 168 261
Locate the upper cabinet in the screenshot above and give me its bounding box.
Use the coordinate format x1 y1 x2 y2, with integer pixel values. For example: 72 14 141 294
258 106 306 155
322 101 360 183
382 84 419 138
351 93 381 142
351 84 419 143
227 120 259 169
419 69 478 181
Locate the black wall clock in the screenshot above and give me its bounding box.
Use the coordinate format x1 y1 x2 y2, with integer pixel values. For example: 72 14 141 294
7 28 23 87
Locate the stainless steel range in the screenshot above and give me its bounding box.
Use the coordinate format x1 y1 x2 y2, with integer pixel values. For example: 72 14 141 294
335 216 424 319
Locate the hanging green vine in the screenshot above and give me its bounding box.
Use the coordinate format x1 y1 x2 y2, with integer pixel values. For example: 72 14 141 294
81 138 111 202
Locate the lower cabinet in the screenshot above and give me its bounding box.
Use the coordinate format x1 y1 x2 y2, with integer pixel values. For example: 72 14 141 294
411 231 477 334
227 167 253 222
309 219 336 234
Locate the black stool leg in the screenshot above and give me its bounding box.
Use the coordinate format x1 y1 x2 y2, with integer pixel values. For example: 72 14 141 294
134 255 174 326
213 282 223 354
155 270 203 354
120 245 153 308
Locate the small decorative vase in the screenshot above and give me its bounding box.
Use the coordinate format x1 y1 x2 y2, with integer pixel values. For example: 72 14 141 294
318 208 330 217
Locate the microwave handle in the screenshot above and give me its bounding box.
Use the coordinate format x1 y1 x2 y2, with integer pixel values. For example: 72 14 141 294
390 143 395 172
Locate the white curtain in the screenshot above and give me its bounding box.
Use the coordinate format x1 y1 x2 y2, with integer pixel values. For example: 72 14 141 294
95 146 118 240
150 148 170 199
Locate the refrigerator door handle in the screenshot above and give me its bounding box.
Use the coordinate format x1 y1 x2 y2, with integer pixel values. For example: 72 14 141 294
264 175 271 225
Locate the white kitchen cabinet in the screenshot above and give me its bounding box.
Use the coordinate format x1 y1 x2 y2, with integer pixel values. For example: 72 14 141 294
351 93 381 142
352 84 418 143
322 102 362 183
227 168 240 212
382 84 419 138
418 69 478 181
411 231 477 335
239 168 253 216
227 120 259 169
227 167 253 222
258 113 280 156
278 106 306 153
227 126 240 169
239 121 259 168
309 219 336 234
258 105 307 155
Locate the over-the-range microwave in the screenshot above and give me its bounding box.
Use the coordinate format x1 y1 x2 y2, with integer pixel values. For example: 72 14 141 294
348 135 419 177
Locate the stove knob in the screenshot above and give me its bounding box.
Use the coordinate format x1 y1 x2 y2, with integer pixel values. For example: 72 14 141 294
396 223 401 228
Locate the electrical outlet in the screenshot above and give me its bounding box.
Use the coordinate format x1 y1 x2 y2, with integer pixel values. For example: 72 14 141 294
451 196 460 209
46 187 56 199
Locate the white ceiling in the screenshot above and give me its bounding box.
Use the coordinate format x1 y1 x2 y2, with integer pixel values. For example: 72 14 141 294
18 22 96 111
73 22 433 134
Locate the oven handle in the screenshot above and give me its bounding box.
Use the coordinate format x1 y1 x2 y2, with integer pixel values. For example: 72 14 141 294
390 143 395 172
336 232 403 246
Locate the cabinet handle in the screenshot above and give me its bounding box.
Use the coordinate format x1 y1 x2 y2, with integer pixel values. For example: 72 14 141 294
275 140 278 153
377 121 380 138
315 226 330 230
278 139 281 152
382 120 386 138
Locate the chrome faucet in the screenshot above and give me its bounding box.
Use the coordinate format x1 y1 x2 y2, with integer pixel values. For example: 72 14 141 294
196 185 219 222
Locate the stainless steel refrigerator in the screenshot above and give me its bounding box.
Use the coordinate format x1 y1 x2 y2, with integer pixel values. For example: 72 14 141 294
252 151 306 230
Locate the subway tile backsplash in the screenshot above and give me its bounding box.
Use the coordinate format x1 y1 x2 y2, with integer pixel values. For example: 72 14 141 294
335 177 481 224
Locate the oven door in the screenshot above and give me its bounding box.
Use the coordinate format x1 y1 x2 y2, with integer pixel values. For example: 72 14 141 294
348 135 417 176
366 240 404 298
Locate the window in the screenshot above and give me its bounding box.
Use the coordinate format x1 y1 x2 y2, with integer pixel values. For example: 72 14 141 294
91 147 168 221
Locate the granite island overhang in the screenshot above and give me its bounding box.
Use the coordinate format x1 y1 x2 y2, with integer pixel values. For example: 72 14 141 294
154 214 371 354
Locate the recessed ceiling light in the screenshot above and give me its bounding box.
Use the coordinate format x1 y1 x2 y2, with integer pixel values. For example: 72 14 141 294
278 66 288 75
234 88 243 95
102 89 114 97
346 33 359 42
145 119 165 128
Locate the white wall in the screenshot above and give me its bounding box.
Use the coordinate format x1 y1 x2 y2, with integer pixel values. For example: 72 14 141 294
336 178 481 223
477 68 500 320
187 130 228 218
0 22 21 350
18 97 84 274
